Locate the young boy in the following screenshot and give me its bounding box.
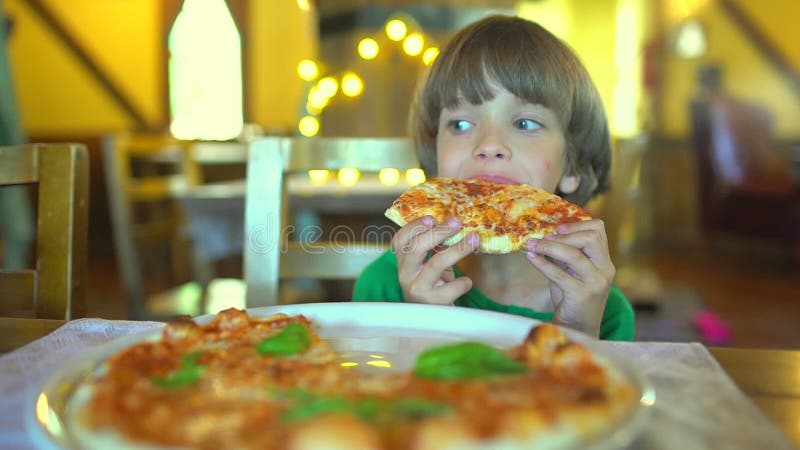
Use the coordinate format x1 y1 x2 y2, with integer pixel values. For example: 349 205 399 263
353 14 634 341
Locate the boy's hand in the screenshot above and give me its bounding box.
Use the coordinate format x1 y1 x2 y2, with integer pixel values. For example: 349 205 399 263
392 215 479 305
525 219 614 338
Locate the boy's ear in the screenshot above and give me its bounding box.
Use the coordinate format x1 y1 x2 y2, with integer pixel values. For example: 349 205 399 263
558 174 580 194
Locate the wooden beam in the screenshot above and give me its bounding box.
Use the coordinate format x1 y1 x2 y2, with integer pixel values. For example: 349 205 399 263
720 0 800 101
21 0 150 130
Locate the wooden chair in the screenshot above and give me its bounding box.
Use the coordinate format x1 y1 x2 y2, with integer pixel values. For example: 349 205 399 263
0 143 89 352
243 137 420 307
103 133 202 319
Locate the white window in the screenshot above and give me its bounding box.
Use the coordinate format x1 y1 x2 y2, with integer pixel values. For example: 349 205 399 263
168 0 243 140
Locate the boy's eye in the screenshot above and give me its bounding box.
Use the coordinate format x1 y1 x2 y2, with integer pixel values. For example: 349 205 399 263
513 119 541 131
448 120 473 132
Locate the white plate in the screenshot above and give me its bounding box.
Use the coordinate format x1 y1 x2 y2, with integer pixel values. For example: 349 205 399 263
28 302 654 449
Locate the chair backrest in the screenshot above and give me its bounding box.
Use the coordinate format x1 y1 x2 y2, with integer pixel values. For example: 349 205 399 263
244 137 420 307
102 132 200 319
0 143 89 319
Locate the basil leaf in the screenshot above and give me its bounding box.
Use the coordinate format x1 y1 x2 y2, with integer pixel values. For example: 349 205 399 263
257 323 311 356
282 397 352 422
152 351 203 389
388 398 449 418
414 342 527 380
278 392 448 423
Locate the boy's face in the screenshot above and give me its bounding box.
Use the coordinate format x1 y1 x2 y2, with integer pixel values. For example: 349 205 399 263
435 83 579 195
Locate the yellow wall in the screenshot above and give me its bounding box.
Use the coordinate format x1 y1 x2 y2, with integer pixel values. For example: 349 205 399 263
4 0 315 137
4 0 798 139
733 0 800 74
517 0 655 139
658 0 800 138
5 0 160 135
248 0 317 134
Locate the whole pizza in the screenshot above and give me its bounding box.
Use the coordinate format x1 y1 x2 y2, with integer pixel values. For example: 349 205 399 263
77 308 638 449
385 177 592 254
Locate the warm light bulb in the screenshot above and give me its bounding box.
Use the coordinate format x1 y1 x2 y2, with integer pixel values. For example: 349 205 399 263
357 37 379 60
378 168 401 186
422 47 439 65
405 168 426 186
317 77 338 98
298 116 319 137
296 0 310 11
337 168 360 186
307 87 330 110
341 73 364 97
403 33 424 56
297 59 319 81
385 19 407 41
308 169 331 185
305 101 322 116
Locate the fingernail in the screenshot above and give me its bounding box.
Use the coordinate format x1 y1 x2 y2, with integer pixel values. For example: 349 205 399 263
447 217 462 230
422 216 435 227
544 234 556 241
466 233 479 247
526 251 537 259
526 239 538 250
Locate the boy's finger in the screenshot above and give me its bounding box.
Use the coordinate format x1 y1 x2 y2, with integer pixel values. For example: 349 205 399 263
555 219 609 245
391 215 435 253
527 239 600 284
540 231 612 269
525 250 581 290
416 233 479 288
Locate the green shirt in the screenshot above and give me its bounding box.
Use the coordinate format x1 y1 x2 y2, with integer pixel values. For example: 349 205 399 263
353 251 634 341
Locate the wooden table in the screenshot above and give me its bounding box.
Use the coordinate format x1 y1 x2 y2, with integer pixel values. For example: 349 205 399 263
0 317 65 353
709 347 800 447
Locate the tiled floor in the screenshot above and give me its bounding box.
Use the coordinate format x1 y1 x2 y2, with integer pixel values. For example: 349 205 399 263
84 237 800 349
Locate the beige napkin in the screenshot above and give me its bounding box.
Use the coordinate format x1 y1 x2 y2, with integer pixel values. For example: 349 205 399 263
0 318 162 450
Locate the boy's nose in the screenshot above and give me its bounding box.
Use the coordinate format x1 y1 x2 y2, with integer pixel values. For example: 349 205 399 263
473 143 511 160
473 126 511 160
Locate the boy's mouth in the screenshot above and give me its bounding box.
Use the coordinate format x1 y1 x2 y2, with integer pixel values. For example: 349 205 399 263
468 174 521 185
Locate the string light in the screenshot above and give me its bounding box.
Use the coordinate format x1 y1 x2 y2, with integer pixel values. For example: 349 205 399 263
297 59 319 81
338 168 361 186
341 72 364 97
403 33 424 56
300 17 437 145
298 116 319 137
317 77 338 98
357 38 379 60
296 0 310 11
308 169 331 185
307 86 330 110
422 47 439 65
378 168 400 186
405 168 426 186
385 19 408 41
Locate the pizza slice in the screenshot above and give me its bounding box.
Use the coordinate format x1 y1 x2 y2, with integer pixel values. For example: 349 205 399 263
385 177 592 253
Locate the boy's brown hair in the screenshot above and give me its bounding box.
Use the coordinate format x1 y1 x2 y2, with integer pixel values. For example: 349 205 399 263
409 14 611 205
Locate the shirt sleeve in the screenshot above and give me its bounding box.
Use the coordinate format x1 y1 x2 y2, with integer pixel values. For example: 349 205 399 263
352 251 405 302
599 285 635 341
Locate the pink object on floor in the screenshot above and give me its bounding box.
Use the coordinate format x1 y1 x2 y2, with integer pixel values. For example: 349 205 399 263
692 310 732 346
